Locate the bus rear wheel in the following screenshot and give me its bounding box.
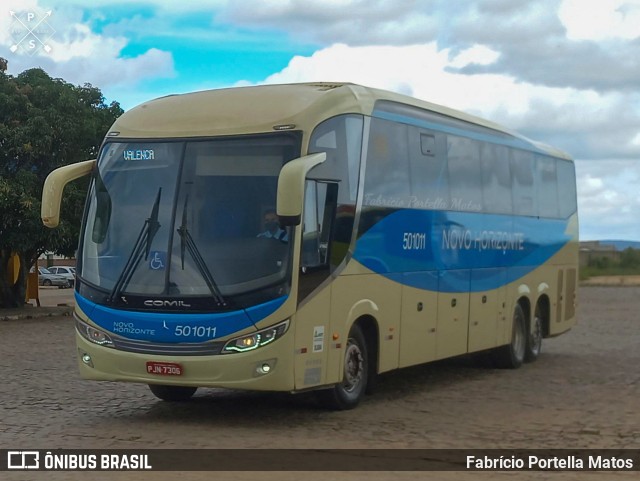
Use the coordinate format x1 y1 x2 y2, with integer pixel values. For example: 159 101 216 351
148 384 197 402
493 304 526 369
316 324 368 410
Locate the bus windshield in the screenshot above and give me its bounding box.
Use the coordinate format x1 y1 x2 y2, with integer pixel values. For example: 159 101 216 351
79 134 300 311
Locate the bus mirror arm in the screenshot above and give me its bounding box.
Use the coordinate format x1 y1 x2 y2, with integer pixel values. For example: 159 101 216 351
41 159 96 228
276 152 326 227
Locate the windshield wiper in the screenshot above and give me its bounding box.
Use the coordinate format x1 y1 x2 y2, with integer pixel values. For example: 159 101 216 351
176 195 227 306
107 187 162 304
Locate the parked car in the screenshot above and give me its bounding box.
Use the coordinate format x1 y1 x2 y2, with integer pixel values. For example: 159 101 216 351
48 266 76 287
36 267 70 288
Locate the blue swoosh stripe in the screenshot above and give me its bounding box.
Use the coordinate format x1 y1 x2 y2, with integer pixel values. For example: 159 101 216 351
76 294 287 342
354 210 572 292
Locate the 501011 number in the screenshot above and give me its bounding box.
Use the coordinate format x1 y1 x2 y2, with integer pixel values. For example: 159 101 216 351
174 325 217 339
403 232 427 250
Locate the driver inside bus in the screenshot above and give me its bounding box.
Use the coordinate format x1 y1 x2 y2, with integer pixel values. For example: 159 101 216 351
257 209 288 242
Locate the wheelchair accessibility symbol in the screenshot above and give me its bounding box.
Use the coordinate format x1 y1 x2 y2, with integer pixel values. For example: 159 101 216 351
149 251 166 270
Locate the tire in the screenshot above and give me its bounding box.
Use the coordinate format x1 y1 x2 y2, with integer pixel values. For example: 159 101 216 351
525 306 543 362
43 279 52 287
493 304 526 369
316 324 368 410
148 384 197 402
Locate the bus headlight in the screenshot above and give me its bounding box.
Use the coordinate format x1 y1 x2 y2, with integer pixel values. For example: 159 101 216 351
222 320 289 354
75 316 114 348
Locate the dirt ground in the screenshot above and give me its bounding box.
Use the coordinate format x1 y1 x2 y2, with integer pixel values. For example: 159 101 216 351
1 286 639 481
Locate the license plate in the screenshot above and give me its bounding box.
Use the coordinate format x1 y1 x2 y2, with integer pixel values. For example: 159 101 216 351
146 361 183 376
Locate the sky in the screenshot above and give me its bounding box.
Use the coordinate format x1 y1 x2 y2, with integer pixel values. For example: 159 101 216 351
1 0 639 241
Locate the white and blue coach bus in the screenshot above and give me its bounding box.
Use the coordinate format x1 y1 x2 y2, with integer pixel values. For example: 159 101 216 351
42 83 578 409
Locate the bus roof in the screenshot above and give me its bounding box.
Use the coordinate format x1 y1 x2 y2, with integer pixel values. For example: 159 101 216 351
108 82 571 160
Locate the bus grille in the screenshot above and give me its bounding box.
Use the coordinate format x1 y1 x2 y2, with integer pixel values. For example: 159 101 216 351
112 337 225 356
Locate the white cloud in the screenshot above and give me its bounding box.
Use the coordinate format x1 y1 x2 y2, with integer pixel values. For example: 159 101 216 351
39 0 228 12
1 0 41 45
256 43 638 151
46 24 125 62
559 0 640 41
1 0 175 90
2 0 639 240
259 43 517 114
448 45 500 69
576 161 640 239
254 42 640 240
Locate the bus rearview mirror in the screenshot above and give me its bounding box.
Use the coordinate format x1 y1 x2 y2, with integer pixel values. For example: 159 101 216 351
276 152 326 226
41 159 96 228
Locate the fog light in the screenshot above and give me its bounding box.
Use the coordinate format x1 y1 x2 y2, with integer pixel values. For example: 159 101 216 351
254 359 276 377
80 352 94 368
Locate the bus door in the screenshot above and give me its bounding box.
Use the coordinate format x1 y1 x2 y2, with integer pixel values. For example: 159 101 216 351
293 180 338 389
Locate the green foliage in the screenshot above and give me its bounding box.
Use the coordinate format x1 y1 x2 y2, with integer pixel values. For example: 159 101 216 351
619 247 640 269
0 68 123 307
581 248 640 281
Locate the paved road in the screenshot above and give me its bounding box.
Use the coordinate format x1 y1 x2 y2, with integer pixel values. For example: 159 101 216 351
31 285 75 307
1 286 639 480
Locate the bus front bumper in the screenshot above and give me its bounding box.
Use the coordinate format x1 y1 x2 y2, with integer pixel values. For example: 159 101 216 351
75 332 295 391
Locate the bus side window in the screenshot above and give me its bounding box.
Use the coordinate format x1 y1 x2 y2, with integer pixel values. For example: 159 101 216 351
301 180 338 270
536 155 559 218
556 160 577 218
298 180 338 302
92 172 112 244
408 127 449 208
447 135 482 211
511 150 536 216
481 143 512 215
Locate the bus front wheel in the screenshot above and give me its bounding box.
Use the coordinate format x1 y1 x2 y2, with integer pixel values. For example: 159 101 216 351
316 324 368 410
493 304 526 369
148 384 197 402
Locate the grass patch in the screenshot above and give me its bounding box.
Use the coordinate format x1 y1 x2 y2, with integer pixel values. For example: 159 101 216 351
580 266 640 281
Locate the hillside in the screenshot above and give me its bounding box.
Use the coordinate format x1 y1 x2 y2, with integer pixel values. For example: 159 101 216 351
598 240 640 251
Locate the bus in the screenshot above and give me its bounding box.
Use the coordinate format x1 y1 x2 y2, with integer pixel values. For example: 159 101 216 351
41 82 578 409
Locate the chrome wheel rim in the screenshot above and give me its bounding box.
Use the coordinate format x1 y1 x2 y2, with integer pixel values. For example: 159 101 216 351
514 314 526 361
530 316 542 355
343 340 364 393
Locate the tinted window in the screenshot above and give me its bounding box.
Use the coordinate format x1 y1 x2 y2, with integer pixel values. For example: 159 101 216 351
481 143 512 214
408 127 449 210
308 114 364 269
557 159 577 218
362 117 410 208
309 114 363 204
447 135 482 212
510 150 536 216
537 156 559 218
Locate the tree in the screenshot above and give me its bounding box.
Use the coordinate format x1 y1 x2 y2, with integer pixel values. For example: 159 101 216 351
0 67 123 307
620 247 640 270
